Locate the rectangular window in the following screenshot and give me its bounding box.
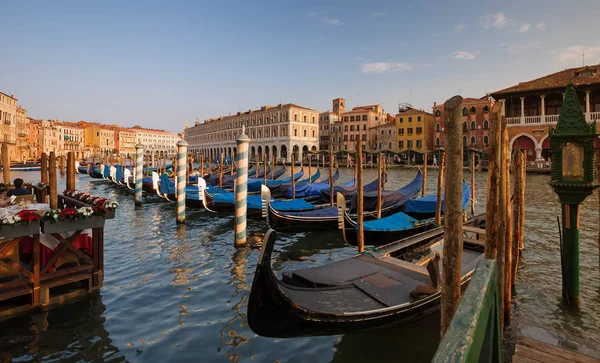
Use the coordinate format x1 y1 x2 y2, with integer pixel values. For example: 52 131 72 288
350 135 354 141
417 116 421 122
361 134 366 141
350 116 355 121
378 142 382 149
416 127 422 135
409 117 413 122
416 140 422 148
350 125 354 131
398 128 404 135
362 115 367 121
398 141 404 149
344 125 348 131
344 135 348 141
363 124 366 130
344 116 348 121
407 128 413 135
407 140 413 148
388 142 392 149
399 118 403 123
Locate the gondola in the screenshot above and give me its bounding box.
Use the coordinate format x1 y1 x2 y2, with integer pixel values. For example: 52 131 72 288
2 162 42 171
263 172 420 233
404 182 471 220
87 163 103 178
248 222 486 338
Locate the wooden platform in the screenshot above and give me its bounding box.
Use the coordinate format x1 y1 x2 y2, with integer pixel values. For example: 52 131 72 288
514 336 600 363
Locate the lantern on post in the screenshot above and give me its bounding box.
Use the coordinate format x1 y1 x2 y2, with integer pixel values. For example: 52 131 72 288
549 82 599 304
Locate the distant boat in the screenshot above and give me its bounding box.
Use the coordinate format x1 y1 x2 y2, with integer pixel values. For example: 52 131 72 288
1 162 41 171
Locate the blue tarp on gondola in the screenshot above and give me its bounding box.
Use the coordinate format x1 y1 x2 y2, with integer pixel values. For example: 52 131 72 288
362 211 419 232
350 171 422 211
270 199 316 211
115 166 124 182
212 193 267 210
103 165 110 179
320 173 387 201
284 169 339 198
405 181 471 213
277 206 338 218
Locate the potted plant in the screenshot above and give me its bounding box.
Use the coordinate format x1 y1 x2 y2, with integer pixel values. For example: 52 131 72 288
0 210 41 239
41 206 106 234
63 190 119 219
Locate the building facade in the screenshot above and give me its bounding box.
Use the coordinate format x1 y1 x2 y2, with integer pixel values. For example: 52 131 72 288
330 101 387 152
33 119 59 156
82 123 116 155
395 105 434 156
490 65 600 162
318 111 339 150
15 106 31 161
0 92 17 161
57 122 85 159
185 103 320 163
130 127 180 157
117 129 137 157
432 97 493 158
373 121 397 151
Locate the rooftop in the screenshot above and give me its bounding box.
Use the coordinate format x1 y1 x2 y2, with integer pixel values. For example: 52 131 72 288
396 107 432 116
490 65 600 97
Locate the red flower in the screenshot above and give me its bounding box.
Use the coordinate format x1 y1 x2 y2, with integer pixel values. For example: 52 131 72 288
16 210 40 223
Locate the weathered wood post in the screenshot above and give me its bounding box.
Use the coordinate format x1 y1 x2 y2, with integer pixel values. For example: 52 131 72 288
41 152 48 184
353 152 357 186
234 128 250 248
219 152 224 188
440 95 464 337
291 153 296 199
200 154 204 177
470 152 475 215
435 151 445 226
377 152 383 218
497 116 508 328
271 154 275 180
503 124 513 324
176 140 188 224
66 152 75 191
329 149 334 206
1 143 10 185
511 147 523 288
263 153 267 186
58 155 65 176
135 144 144 208
145 153 150 177
49 152 58 209
357 140 365 253
486 103 503 259
422 153 428 196
255 153 259 178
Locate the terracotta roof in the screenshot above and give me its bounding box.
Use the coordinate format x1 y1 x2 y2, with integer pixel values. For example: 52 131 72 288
396 107 432 116
490 65 600 97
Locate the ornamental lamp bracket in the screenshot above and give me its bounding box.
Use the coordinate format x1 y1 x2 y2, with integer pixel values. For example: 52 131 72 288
549 82 598 204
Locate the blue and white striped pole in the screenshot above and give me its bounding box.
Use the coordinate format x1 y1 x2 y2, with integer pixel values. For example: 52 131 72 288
135 144 144 208
176 140 188 224
234 128 250 248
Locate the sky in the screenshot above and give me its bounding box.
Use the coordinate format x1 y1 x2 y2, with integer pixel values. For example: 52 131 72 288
1 0 600 133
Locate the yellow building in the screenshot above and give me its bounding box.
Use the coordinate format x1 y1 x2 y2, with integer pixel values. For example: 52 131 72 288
395 106 433 163
82 123 115 156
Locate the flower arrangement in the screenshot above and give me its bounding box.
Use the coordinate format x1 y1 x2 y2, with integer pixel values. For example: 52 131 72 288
37 180 49 188
0 210 41 225
41 206 107 223
63 190 119 210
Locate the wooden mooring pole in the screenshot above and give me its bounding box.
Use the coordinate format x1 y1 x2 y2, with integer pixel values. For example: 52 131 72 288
41 152 48 183
329 149 334 206
1 143 10 185
263 153 267 186
291 153 296 199
422 153 428 196
356 140 364 253
66 152 75 191
486 103 503 260
59 155 65 176
49 152 58 209
440 95 463 337
234 128 250 248
497 115 508 329
377 152 382 219
200 154 204 177
255 153 259 178
503 124 513 325
176 140 188 224
470 152 475 216
219 152 224 188
271 154 275 180
135 144 143 208
435 151 445 226
511 147 524 289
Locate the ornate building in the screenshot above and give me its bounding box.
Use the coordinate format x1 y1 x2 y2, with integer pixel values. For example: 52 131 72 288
57 122 86 159
318 111 339 150
0 92 17 161
185 103 320 163
490 65 600 162
15 106 31 161
330 100 387 152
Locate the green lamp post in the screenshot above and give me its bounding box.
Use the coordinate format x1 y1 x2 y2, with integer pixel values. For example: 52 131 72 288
549 82 599 304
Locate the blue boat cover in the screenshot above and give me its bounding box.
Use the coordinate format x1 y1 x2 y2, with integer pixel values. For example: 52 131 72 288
278 206 338 218
160 173 171 195
320 173 386 201
350 171 422 211
270 199 316 211
213 193 267 210
116 166 124 182
362 211 419 232
405 182 471 213
103 165 110 179
284 169 339 198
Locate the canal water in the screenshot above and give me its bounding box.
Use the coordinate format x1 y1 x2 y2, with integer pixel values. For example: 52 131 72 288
0 167 598 362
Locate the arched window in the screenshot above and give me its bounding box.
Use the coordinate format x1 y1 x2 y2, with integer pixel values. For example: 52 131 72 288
484 135 489 145
470 121 476 130
470 106 476 114
435 110 441 117
435 123 440 132
463 122 468 133
462 107 468 116
303 129 307 137
435 137 440 146
470 136 476 145
463 136 467 146
483 105 489 113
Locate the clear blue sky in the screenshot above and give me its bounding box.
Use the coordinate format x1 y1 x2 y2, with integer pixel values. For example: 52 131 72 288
2 0 599 133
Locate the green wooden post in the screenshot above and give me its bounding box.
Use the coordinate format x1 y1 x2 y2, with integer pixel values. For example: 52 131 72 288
549 82 599 304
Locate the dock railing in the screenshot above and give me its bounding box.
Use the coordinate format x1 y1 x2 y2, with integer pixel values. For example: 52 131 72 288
432 259 502 363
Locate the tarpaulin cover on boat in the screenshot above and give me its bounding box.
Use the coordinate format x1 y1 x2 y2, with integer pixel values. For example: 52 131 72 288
115 166 124 182
320 173 387 201
405 181 471 213
361 211 419 232
284 169 339 198
349 171 422 211
213 193 268 210
270 199 316 212
276 206 338 218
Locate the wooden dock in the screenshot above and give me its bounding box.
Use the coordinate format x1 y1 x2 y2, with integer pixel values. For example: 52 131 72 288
514 336 600 363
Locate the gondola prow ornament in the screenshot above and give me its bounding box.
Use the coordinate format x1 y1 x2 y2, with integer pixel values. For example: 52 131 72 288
549 82 599 304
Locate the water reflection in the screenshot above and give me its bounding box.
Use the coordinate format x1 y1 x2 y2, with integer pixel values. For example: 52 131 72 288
0 295 125 362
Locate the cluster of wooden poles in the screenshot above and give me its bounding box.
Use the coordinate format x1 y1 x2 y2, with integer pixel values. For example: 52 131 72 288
436 98 527 338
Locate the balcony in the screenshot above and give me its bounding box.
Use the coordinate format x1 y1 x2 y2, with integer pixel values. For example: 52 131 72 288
506 112 598 126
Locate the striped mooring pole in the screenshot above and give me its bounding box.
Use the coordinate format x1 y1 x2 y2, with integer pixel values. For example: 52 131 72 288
176 140 188 224
234 128 250 248
135 144 144 208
